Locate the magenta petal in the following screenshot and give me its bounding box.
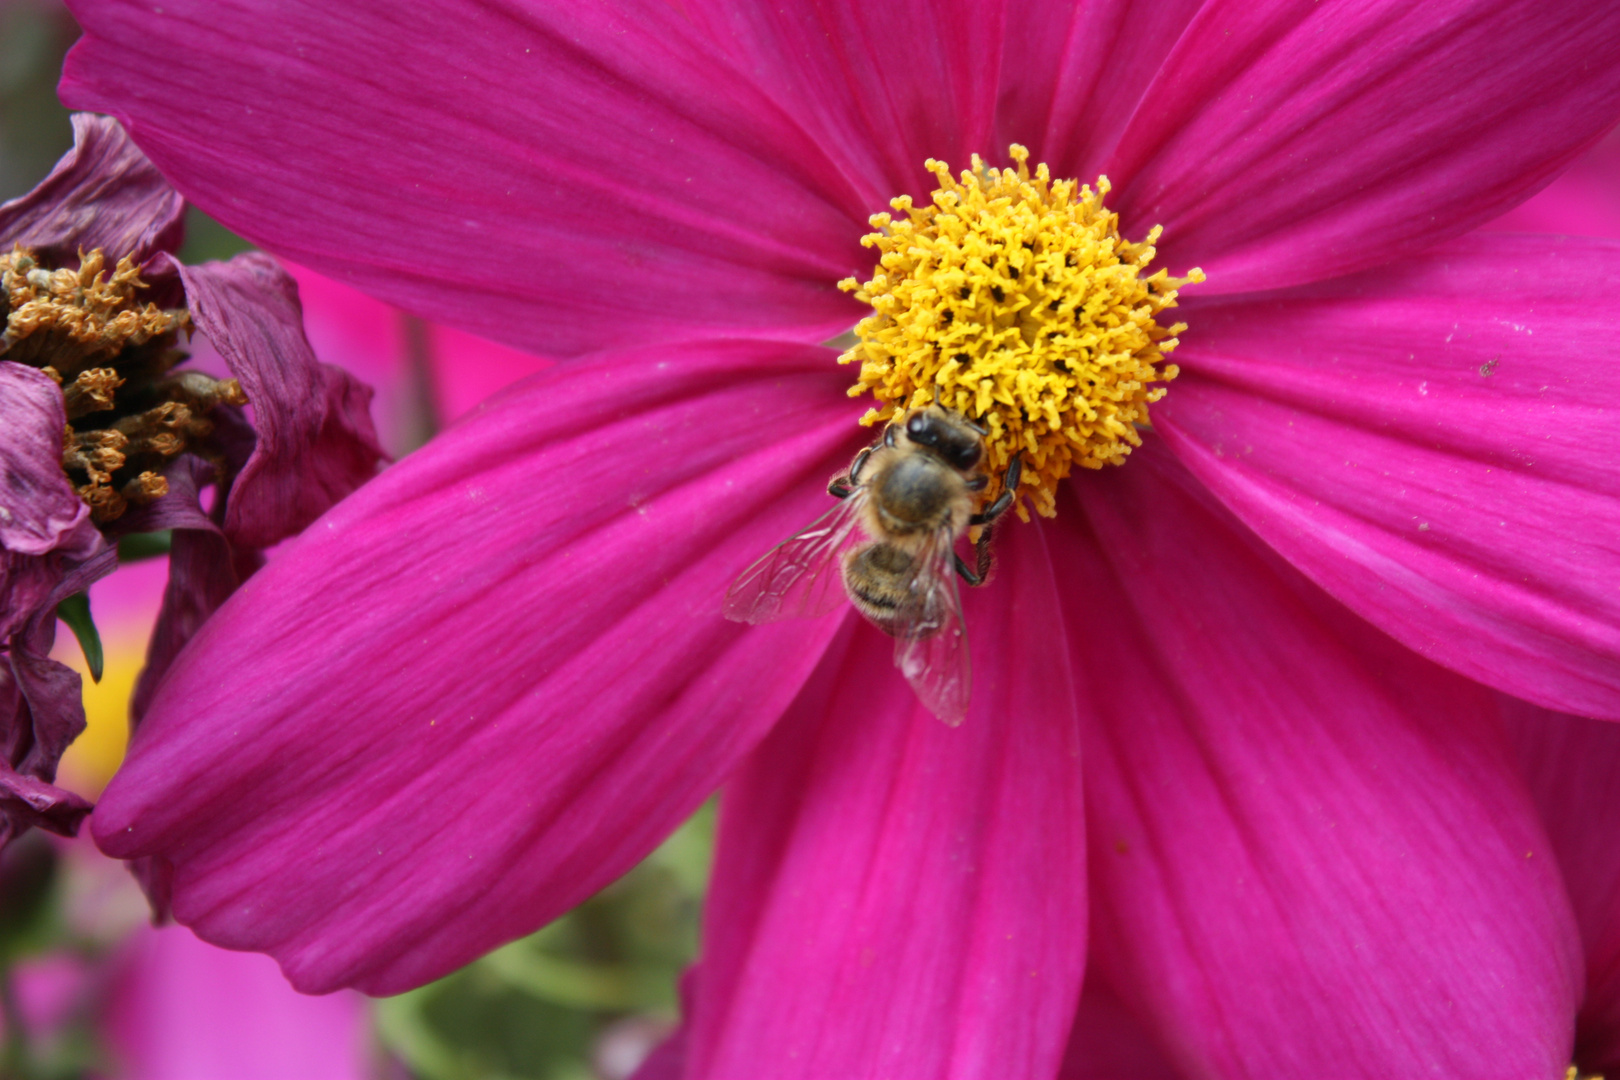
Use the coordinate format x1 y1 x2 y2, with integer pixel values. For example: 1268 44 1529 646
172 253 384 551
629 1024 687 1080
1157 234 1620 719
1058 974 1184 1080
685 520 1086 1079
1486 131 1620 238
93 340 866 994
1055 442 1581 1077
1501 698 1620 1073
62 0 867 356
679 0 1001 208
1107 0 1620 291
0 113 183 267
995 0 1203 182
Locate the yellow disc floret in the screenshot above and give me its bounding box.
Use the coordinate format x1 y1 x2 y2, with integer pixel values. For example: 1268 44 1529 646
838 145 1203 519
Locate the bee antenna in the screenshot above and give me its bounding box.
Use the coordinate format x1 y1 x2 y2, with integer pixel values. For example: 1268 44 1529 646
931 385 941 406
964 415 987 436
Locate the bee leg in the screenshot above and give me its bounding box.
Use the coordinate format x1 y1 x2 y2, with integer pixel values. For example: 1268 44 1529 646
848 447 873 484
952 521 997 586
829 447 874 498
969 490 1012 526
969 455 1023 526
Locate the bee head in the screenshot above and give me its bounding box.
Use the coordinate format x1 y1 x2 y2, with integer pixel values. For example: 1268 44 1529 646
903 406 983 473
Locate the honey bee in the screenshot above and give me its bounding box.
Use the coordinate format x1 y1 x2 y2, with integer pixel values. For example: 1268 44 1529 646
723 405 1020 724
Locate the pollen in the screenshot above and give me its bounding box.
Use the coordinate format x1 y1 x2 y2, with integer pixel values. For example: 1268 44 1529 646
2 245 243 523
838 145 1203 519
1 246 187 369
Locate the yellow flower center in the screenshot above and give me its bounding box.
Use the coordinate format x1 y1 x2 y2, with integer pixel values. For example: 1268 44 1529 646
1 245 245 522
838 145 1203 519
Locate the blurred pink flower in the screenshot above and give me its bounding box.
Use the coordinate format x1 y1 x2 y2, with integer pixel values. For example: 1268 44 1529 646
0 837 373 1079
103 923 370 1080
57 1 1620 1077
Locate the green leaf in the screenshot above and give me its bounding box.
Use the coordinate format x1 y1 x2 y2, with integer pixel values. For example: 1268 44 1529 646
116 530 172 562
374 802 715 1080
53 593 102 683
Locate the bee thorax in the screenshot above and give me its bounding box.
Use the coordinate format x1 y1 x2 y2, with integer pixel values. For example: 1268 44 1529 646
870 453 964 535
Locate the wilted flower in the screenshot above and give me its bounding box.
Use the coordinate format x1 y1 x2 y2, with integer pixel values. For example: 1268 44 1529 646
58 1 1620 1077
0 115 383 848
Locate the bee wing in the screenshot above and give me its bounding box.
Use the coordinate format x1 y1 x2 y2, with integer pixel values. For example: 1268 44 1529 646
723 492 868 624
891 527 971 726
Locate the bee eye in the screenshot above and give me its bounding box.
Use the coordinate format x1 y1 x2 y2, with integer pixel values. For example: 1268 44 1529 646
949 443 982 471
906 415 939 446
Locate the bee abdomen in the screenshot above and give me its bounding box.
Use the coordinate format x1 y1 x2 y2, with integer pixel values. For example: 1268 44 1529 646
842 543 916 637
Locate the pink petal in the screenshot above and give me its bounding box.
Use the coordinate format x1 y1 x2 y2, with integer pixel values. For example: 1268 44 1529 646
0 112 183 267
282 261 555 452
1157 234 1620 719
430 320 555 426
1500 698 1620 1074
1106 0 1620 292
106 925 369 1080
274 261 415 457
1059 974 1184 1080
995 0 1203 183
172 253 385 551
1054 441 1582 1077
1485 130 1620 238
61 0 868 356
93 340 867 995
685 519 1086 1079
678 0 1000 209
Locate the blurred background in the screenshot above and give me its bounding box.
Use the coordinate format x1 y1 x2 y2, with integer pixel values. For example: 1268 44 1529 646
4 1 1619 1077
3 1 708 1076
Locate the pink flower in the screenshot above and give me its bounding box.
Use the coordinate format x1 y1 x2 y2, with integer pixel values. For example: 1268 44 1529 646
59 1 1620 1076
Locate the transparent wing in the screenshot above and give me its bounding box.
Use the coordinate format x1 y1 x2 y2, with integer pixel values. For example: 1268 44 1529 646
723 492 868 624
891 527 971 726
